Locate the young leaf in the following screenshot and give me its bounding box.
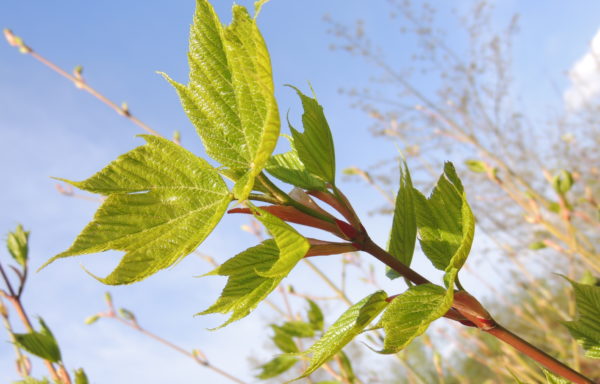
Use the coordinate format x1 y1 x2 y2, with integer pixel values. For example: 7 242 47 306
163 0 280 201
74 368 89 384
43 135 231 285
563 279 600 359
307 299 324 331
272 324 299 353
288 86 336 185
13 379 50 384
257 355 298 380
266 146 327 191
296 291 388 379
413 162 474 275
387 160 416 268
200 240 282 327
379 283 453 354
251 206 310 278
7 224 29 267
14 319 62 363
278 321 315 338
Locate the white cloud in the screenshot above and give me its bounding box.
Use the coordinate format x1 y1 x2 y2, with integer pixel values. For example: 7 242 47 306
564 28 600 110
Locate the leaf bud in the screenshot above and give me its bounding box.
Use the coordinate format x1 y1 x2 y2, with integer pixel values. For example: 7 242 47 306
84 315 100 325
118 308 136 321
6 224 29 267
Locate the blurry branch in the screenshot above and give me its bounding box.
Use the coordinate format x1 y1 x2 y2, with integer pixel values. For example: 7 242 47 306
89 292 247 384
3 28 162 138
0 226 71 383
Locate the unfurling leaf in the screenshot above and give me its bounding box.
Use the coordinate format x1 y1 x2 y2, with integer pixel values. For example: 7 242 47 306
7 224 29 267
266 139 327 191
257 355 298 380
387 160 416 269
43 135 231 285
552 170 574 195
379 283 453 354
413 162 474 277
563 279 600 359
163 0 280 201
296 291 388 379
287 86 336 185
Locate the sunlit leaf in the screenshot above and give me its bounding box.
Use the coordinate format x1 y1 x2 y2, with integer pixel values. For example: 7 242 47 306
74 368 89 384
252 206 310 278
296 291 388 379
543 369 572 383
413 162 474 275
288 86 336 184
387 160 416 268
266 142 327 191
379 282 453 354
163 0 279 201
43 135 231 285
563 279 600 359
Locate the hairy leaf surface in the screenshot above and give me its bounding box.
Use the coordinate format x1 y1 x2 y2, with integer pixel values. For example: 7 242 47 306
44 135 231 285
297 291 388 379
163 0 279 200
379 282 454 354
563 279 600 359
414 162 474 274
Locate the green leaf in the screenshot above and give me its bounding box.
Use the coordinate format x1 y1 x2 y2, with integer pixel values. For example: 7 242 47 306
43 136 231 285
74 368 89 384
7 224 29 267
201 240 282 327
297 291 388 379
543 369 572 383
266 143 327 191
272 324 299 353
379 283 453 354
552 170 574 195
278 321 315 338
464 160 487 173
163 0 279 201
257 355 298 380
14 319 61 363
413 162 475 274
12 378 50 384
563 279 600 359
387 160 416 267
288 86 336 184
338 350 357 383
307 299 324 331
252 206 310 278
201 206 308 327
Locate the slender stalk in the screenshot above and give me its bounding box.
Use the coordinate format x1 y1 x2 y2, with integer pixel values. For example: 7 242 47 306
486 325 594 384
359 235 595 384
106 314 247 384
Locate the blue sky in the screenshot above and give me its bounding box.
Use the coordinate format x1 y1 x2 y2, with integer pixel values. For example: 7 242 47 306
1 1 600 383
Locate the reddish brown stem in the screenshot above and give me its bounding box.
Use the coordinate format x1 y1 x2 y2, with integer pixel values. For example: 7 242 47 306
486 324 595 384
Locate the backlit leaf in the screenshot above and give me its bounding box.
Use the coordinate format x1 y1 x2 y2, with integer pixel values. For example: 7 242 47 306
543 369 572 384
163 0 279 201
387 160 416 268
14 319 61 363
563 279 600 359
288 86 336 185
43 135 231 285
252 206 310 278
296 291 388 379
266 143 327 190
379 282 454 354
413 162 474 275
